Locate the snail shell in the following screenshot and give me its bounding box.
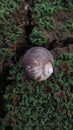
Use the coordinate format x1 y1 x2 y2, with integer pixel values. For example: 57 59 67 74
23 47 54 81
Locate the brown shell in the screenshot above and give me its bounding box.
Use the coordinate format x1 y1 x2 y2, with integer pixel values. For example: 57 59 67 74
23 47 54 80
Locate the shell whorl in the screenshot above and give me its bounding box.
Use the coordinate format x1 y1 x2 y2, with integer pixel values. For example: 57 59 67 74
43 62 53 78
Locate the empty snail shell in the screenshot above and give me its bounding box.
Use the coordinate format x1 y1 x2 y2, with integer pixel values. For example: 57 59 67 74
23 47 54 81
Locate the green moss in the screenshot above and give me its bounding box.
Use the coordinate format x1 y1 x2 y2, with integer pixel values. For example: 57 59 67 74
30 0 73 45
2 54 73 130
61 19 73 32
0 0 73 129
29 27 48 45
0 0 20 20
37 17 56 30
32 0 62 16
65 0 73 9
0 0 23 71
3 20 23 43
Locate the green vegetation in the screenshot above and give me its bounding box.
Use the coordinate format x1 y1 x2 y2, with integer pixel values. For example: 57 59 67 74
1 54 73 130
30 0 73 45
0 0 73 130
0 0 24 72
61 19 73 32
66 0 73 9
30 0 62 45
30 27 48 45
32 1 61 19
36 17 56 30
0 0 20 20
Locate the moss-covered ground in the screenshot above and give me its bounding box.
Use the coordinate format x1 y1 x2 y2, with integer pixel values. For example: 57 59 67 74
0 0 73 130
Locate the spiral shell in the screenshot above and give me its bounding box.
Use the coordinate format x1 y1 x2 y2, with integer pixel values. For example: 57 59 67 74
23 47 54 81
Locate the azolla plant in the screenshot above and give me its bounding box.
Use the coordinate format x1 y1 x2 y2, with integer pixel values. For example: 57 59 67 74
2 54 73 130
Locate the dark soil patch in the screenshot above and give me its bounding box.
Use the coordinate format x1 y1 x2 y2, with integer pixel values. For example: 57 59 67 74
53 9 73 28
0 69 9 118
